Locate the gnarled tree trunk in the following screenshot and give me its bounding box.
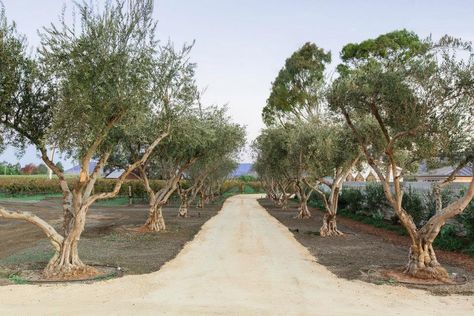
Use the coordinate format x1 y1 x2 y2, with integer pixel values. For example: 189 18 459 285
319 186 343 237
320 212 343 237
198 190 205 208
143 203 166 232
295 182 312 219
404 238 447 279
44 206 97 278
178 192 189 217
297 201 311 219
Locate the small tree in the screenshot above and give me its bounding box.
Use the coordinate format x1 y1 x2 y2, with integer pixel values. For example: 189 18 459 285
300 120 361 236
253 127 294 209
178 157 239 211
253 126 314 218
20 163 37 175
330 30 474 279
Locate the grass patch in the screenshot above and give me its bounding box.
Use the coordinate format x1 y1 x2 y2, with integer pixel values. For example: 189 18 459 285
0 245 54 265
0 192 62 202
8 274 28 284
101 232 162 243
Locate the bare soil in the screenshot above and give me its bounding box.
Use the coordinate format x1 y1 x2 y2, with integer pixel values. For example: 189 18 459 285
1 195 472 315
259 198 474 295
0 197 221 285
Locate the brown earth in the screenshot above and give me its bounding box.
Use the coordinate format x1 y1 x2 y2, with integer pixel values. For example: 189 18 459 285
0 196 221 285
0 194 472 315
259 198 474 295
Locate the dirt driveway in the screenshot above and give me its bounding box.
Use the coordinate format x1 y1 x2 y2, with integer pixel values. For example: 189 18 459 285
0 194 472 315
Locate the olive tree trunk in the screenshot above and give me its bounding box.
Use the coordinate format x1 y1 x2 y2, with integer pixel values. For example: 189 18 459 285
368 154 473 279
295 181 312 219
140 159 196 231
304 157 359 237
0 131 168 278
178 191 189 217
43 205 96 278
143 203 167 232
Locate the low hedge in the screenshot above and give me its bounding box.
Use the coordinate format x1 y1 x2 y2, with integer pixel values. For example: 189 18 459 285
308 183 474 255
0 177 264 197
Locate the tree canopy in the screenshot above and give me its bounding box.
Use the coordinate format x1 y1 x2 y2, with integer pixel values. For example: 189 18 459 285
262 42 331 125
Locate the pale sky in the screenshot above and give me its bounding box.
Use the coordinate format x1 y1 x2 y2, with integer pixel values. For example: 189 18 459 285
1 0 473 168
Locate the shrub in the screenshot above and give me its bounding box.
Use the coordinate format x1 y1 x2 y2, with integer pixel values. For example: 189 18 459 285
460 198 474 240
338 188 364 213
364 183 389 218
402 186 426 227
308 191 328 209
433 224 465 251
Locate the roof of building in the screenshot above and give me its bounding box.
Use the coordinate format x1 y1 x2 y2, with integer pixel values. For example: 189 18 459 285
416 163 473 177
64 161 98 174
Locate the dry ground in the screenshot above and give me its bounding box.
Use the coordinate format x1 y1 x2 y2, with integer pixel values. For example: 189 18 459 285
259 198 474 295
0 197 220 285
0 194 472 315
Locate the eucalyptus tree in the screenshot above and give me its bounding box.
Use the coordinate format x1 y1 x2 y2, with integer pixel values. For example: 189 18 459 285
0 1 176 278
262 42 330 125
136 107 245 231
330 30 474 279
300 120 361 237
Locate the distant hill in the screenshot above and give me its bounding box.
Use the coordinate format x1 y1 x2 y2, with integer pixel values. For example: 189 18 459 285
230 163 255 178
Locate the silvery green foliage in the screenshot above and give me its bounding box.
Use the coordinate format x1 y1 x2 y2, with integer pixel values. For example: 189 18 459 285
38 0 160 159
329 30 474 172
0 7 54 151
148 106 246 180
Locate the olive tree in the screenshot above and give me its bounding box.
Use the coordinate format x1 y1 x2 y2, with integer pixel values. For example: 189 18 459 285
330 30 474 279
178 156 239 212
133 107 245 231
175 110 245 217
252 127 294 209
0 1 175 278
253 126 314 218
300 120 361 236
199 157 239 205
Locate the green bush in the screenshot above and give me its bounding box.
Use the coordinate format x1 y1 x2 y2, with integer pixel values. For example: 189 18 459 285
307 191 326 209
364 183 389 218
460 199 474 240
338 188 364 213
402 186 426 227
433 224 466 251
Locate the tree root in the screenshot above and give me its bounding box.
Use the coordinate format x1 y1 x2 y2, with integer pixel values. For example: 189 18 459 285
320 227 344 237
404 264 449 280
43 263 98 280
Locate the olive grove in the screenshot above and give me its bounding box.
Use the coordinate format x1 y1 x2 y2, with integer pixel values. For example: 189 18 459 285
255 30 474 280
0 0 245 279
